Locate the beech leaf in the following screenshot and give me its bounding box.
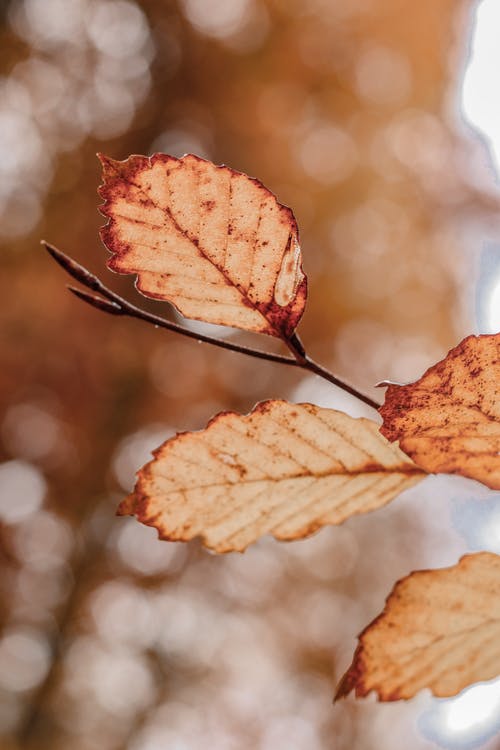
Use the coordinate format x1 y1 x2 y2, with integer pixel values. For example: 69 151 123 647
119 400 424 553
337 552 500 701
98 153 307 339
380 333 500 489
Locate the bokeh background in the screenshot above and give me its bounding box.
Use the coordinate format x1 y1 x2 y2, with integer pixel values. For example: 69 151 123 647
2 0 500 748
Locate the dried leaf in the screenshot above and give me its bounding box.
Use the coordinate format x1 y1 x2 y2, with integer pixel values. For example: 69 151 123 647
119 400 424 553
99 153 307 339
380 333 500 489
337 552 500 701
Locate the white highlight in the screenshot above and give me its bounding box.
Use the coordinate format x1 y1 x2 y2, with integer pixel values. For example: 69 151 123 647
462 0 500 174
422 13 500 745
486 276 500 332
421 678 500 748
442 682 500 734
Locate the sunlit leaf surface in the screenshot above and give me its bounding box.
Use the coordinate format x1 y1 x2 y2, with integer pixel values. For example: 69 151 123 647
337 552 500 701
380 333 500 489
99 153 307 339
121 400 424 553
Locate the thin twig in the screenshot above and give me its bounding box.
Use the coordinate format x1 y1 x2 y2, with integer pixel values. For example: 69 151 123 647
303 356 379 406
44 242 296 366
42 242 381 411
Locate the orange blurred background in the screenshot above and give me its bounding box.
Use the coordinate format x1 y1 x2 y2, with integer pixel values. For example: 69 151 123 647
2 1 500 748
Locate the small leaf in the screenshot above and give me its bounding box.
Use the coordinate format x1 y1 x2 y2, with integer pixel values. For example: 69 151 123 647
119 400 424 553
98 153 307 339
380 333 500 489
337 552 500 701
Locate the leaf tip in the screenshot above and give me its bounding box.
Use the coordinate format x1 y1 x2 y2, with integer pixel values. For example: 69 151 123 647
334 648 368 702
96 152 111 165
98 152 126 180
117 493 137 517
333 674 351 702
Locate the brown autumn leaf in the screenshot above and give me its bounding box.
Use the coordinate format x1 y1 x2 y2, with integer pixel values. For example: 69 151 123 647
337 551 500 701
98 153 307 339
380 333 500 489
118 400 424 553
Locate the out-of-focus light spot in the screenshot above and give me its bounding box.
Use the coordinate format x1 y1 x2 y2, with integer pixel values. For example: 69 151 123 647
129 701 216 750
130 705 240 750
95 53 152 84
154 589 230 663
355 45 412 107
384 336 444 384
90 581 157 649
179 0 253 40
227 675 328 740
0 190 42 239
151 123 213 160
216 540 284 604
0 628 51 692
462 0 500 176
130 726 197 750
297 124 358 185
0 460 46 523
290 375 374 419
333 318 392 382
3 0 155 239
332 197 410 258
112 518 187 575
223 1 269 53
64 637 156 715
297 590 361 650
420 678 500 748
13 510 74 570
284 525 359 581
0 110 44 175
217 615 285 688
79 82 136 139
112 424 174 492
96 654 156 716
333 318 444 386
86 1 151 59
385 110 449 178
9 0 87 48
0 76 32 115
13 58 66 116
2 403 62 461
486 275 500 332
16 565 72 614
260 715 322 750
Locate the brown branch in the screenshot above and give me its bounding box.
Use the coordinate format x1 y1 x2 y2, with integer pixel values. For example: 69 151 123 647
42 242 381 411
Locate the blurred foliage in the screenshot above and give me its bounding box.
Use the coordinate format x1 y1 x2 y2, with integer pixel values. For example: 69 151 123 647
1 1 500 748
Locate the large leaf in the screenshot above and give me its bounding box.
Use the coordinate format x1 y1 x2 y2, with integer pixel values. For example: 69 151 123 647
380 333 500 489
337 552 500 701
98 153 307 339
119 400 424 553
